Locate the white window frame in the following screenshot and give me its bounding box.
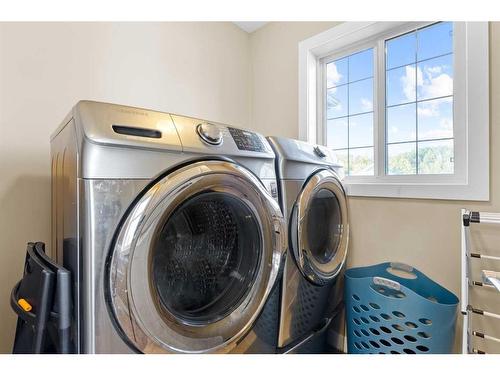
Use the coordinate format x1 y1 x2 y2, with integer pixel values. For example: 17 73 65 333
299 22 489 201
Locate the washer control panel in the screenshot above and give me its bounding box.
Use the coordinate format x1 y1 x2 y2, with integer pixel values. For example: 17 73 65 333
228 127 266 152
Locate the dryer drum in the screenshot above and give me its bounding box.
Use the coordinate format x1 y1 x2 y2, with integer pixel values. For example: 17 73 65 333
305 188 342 265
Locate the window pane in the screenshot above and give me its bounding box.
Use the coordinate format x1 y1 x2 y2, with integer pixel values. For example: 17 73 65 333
349 113 373 148
327 85 348 119
386 64 416 106
387 103 416 143
349 78 373 115
417 22 453 61
417 54 453 101
334 149 348 172
417 97 453 141
418 139 454 174
349 147 374 176
324 48 374 177
349 49 373 82
327 118 348 150
384 23 454 177
386 31 416 69
327 58 348 88
387 142 416 175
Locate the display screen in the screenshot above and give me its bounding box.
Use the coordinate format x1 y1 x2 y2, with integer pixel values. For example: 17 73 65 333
228 127 266 152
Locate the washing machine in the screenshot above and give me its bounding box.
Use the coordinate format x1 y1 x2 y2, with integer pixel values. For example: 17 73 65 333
50 101 286 354
267 136 349 353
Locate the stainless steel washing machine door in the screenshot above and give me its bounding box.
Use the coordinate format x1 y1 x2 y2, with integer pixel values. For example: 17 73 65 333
108 160 286 353
290 168 349 286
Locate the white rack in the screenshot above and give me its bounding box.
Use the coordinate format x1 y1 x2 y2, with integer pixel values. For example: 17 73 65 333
461 209 500 354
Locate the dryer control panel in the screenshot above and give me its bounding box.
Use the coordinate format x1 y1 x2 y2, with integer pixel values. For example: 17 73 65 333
227 127 266 152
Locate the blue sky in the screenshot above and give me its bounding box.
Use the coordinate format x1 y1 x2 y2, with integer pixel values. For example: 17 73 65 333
326 22 454 175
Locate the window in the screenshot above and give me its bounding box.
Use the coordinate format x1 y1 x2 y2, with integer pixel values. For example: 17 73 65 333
326 48 375 176
299 22 489 200
384 22 454 176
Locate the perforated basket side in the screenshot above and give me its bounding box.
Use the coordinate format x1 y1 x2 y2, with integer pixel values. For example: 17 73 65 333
345 263 458 354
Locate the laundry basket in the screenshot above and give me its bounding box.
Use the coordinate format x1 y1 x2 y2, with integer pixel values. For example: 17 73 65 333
345 262 458 354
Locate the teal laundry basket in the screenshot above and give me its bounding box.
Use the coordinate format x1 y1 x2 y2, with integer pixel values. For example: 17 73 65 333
345 262 458 354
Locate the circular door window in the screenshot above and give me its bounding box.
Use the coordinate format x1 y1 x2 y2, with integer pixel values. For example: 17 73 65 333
306 188 342 265
152 192 261 325
108 160 286 353
291 169 349 286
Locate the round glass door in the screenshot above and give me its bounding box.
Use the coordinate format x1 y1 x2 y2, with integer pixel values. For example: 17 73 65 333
290 169 348 286
152 192 261 325
306 188 342 265
108 160 285 353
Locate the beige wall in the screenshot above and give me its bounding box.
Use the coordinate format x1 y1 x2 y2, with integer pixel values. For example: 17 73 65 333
0 22 250 353
249 22 500 353
249 22 339 137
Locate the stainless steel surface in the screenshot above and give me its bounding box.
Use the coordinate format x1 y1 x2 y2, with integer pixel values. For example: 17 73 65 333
50 118 80 351
109 161 285 353
196 122 223 145
267 136 343 180
52 100 183 151
267 136 349 351
280 309 340 354
53 101 276 180
82 179 150 354
51 101 284 353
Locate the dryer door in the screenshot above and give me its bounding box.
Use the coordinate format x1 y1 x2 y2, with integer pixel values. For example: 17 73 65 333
290 169 349 286
108 160 286 353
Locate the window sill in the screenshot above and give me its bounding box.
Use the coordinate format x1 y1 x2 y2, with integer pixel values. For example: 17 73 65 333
344 180 489 201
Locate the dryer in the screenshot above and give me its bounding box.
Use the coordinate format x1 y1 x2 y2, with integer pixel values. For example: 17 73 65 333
267 136 349 353
50 101 286 353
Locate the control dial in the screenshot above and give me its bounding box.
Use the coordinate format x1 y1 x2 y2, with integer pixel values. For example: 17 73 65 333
196 122 223 145
313 145 326 158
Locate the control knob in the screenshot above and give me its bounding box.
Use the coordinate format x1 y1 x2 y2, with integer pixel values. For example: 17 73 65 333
196 122 223 145
313 145 326 158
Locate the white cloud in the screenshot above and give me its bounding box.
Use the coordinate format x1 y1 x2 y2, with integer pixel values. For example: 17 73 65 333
417 102 453 139
327 63 343 87
400 65 419 102
417 106 436 117
417 96 452 118
361 98 373 112
417 101 439 118
440 117 453 131
400 63 452 102
327 87 343 113
420 72 453 99
418 128 452 139
394 60 454 141
426 66 442 75
329 99 342 111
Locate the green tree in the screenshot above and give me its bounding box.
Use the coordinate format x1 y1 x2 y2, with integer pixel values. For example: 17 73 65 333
335 144 453 176
388 145 453 175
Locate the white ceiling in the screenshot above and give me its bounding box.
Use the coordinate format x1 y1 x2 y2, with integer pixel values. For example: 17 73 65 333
233 22 267 33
